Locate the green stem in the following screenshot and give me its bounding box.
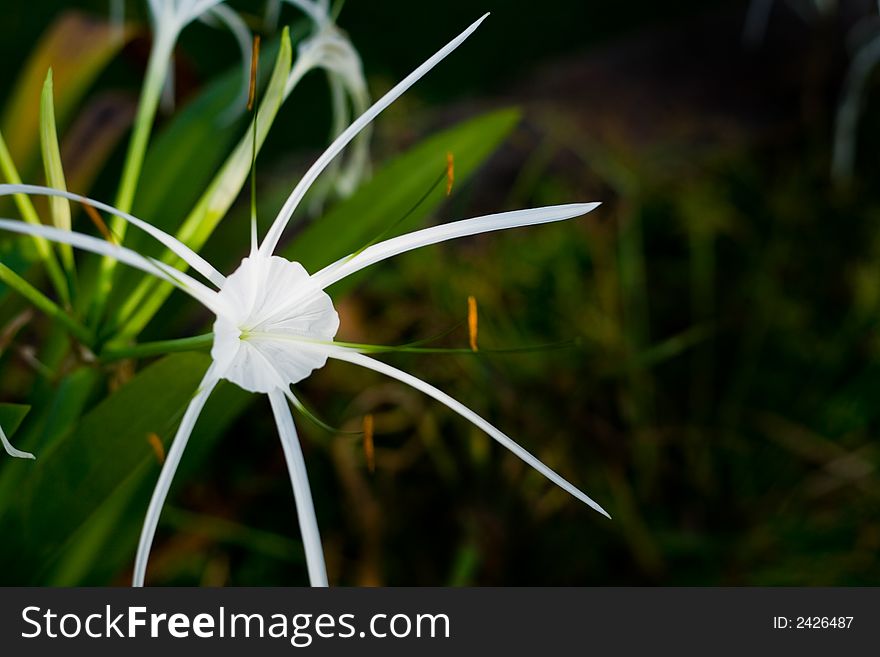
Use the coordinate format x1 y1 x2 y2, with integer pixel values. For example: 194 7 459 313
246 331 579 356
99 332 213 362
91 30 175 320
0 262 92 345
115 31 174 216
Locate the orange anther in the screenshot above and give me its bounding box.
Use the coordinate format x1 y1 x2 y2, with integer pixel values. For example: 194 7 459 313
147 432 165 464
248 35 261 111
363 414 375 473
467 295 478 352
446 151 455 197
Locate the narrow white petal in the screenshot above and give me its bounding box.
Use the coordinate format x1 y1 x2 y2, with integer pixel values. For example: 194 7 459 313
160 54 176 113
312 202 601 290
133 366 220 587
0 218 225 315
0 423 35 460
259 13 490 256
185 0 224 24
0 184 226 288
268 390 329 587
328 349 611 518
147 0 163 21
832 34 880 180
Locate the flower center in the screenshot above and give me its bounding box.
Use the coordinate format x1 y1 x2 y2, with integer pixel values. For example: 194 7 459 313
210 255 339 393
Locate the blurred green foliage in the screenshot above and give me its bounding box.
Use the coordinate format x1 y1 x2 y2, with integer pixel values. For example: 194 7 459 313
1 0 879 587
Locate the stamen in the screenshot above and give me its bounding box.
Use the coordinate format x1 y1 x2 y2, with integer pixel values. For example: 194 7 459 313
362 413 375 473
446 151 455 196
81 202 117 244
249 35 261 255
247 35 261 111
250 330 579 356
467 295 478 352
147 432 166 464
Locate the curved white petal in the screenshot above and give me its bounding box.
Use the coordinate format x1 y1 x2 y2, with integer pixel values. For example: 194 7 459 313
211 255 339 393
133 365 220 587
327 349 611 518
259 13 490 256
147 0 163 21
832 33 880 180
0 218 225 314
185 0 225 24
268 390 329 587
0 184 226 288
1 423 35 460
312 203 601 290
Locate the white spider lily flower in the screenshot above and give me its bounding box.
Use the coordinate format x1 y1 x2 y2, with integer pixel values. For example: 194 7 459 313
143 0 253 115
0 14 609 587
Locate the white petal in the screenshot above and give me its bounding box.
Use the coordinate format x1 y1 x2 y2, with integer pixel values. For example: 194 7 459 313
1 423 35 460
832 33 880 180
328 349 611 518
133 365 220 587
212 324 287 392
185 0 225 24
259 13 490 256
268 390 328 587
211 255 339 392
312 203 601 290
0 218 225 314
0 184 226 288
217 255 338 330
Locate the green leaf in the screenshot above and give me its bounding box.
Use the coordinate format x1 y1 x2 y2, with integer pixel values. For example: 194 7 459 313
0 404 30 437
0 262 91 344
45 380 256 585
0 352 210 583
0 130 70 304
287 108 522 279
39 68 73 272
0 368 99 508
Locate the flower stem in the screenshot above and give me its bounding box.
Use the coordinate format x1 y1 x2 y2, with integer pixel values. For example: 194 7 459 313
0 262 92 346
91 30 175 321
99 332 213 362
